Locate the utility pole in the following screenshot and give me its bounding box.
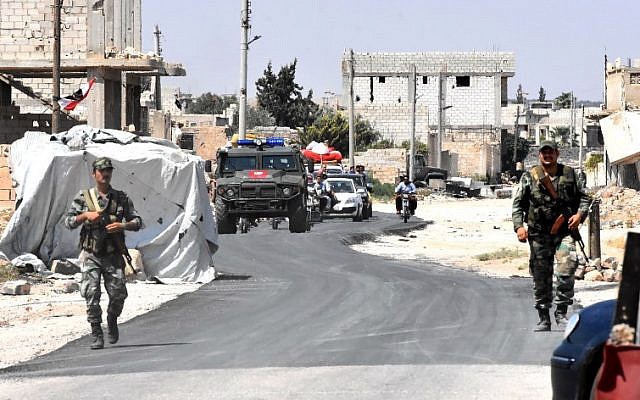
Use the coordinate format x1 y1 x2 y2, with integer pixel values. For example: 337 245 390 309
579 105 585 169
513 105 520 171
436 71 444 168
570 91 575 147
51 0 62 134
153 25 162 110
408 65 416 181
239 0 249 140
348 49 355 168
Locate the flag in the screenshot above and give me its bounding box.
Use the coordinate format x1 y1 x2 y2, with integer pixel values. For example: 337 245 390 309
174 95 182 110
57 77 96 111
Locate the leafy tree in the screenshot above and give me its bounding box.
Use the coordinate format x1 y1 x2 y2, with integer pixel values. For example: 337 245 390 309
516 84 524 104
368 139 395 149
554 92 575 109
550 126 571 145
538 86 546 102
189 93 237 114
246 105 275 129
255 59 319 128
400 140 429 155
298 111 380 155
501 130 531 173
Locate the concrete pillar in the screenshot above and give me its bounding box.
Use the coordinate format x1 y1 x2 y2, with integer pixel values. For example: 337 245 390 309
87 68 122 129
0 81 11 107
87 0 106 58
87 68 106 128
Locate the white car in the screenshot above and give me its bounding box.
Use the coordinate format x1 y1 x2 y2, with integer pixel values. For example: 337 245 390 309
325 178 363 221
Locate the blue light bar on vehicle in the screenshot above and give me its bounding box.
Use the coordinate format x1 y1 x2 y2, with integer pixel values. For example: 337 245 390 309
265 137 285 147
237 139 255 146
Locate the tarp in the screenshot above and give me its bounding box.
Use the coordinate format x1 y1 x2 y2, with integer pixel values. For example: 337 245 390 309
0 126 218 283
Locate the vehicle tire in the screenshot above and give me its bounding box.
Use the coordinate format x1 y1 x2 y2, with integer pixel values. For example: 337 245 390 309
353 205 363 222
288 197 308 233
239 218 249 233
272 218 279 230
215 197 237 234
363 203 371 220
403 209 408 223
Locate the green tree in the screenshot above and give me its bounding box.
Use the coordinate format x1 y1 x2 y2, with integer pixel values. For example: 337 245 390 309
299 111 380 155
554 92 574 109
538 86 546 102
246 105 275 129
501 131 531 172
255 59 319 128
550 126 571 145
400 140 429 155
189 93 237 114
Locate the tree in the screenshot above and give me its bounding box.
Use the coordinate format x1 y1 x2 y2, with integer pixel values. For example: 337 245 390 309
516 84 524 104
550 126 571 145
554 92 575 109
538 86 546 102
298 111 380 155
246 105 275 129
255 59 319 128
189 93 237 115
400 140 429 155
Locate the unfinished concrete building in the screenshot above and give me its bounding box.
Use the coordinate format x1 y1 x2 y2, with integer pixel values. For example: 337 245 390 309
0 0 185 143
342 50 515 179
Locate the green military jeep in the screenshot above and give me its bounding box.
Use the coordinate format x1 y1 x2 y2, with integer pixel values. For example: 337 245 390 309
213 138 310 234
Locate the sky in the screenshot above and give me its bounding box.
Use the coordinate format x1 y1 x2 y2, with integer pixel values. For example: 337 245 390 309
142 0 639 102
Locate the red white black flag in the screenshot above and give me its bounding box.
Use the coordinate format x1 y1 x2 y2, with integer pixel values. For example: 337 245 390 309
57 77 96 111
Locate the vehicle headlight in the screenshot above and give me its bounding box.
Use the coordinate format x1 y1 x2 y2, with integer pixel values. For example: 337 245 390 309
282 187 292 196
563 313 580 339
344 198 355 204
217 186 226 195
225 188 235 197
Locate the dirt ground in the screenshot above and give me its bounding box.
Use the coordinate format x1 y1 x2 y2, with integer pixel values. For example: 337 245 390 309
0 195 627 369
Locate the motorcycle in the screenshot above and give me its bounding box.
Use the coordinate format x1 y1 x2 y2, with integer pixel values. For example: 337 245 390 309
398 193 415 223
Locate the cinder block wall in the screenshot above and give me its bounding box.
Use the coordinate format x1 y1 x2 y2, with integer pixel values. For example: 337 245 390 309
0 0 88 112
0 144 15 208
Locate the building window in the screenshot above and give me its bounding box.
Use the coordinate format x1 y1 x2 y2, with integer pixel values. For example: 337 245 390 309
456 76 470 87
379 76 386 83
422 76 429 84
631 73 640 84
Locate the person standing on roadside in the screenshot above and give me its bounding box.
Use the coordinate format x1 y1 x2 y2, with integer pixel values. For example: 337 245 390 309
512 141 591 332
65 157 142 349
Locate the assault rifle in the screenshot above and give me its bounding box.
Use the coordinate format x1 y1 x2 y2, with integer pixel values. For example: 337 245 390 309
537 173 590 262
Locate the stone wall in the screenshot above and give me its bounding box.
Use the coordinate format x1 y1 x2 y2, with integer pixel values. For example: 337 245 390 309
354 148 405 184
0 144 15 208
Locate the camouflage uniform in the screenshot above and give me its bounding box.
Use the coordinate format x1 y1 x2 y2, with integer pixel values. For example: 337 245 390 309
512 163 591 311
65 187 141 324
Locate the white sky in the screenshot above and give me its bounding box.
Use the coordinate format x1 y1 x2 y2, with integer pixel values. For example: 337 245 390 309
142 0 638 102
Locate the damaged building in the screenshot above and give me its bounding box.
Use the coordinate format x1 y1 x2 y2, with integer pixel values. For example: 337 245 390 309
341 50 516 180
0 0 185 206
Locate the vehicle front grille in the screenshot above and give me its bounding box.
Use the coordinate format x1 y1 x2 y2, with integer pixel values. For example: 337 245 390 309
240 182 277 199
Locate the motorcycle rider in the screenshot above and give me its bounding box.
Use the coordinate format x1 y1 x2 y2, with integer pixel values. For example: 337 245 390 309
314 174 335 213
395 175 417 215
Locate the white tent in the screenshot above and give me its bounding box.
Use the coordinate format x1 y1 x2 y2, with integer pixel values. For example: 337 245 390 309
0 127 218 283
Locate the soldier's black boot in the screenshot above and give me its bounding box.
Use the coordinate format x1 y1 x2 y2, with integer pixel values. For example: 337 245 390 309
554 305 569 326
90 323 104 350
107 314 119 344
534 309 551 332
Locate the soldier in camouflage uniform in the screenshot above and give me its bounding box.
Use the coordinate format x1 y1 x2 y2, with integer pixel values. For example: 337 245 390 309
65 157 142 349
512 141 591 332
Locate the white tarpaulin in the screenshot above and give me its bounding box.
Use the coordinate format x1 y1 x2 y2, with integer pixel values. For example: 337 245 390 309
0 127 218 283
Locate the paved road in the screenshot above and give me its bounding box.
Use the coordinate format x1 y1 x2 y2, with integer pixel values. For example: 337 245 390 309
0 212 563 399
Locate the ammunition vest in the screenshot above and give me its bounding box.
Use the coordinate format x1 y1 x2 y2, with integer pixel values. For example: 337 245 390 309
79 188 126 255
526 164 578 233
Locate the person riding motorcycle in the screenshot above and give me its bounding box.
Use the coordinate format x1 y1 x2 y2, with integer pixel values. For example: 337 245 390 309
395 175 417 215
313 174 336 213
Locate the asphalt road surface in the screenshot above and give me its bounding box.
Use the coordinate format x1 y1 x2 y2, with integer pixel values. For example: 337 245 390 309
0 211 564 399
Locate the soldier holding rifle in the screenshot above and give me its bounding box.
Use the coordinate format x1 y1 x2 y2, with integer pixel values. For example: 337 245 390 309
512 141 591 332
65 157 142 349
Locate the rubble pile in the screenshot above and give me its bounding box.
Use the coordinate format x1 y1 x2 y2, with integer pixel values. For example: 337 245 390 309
595 185 640 228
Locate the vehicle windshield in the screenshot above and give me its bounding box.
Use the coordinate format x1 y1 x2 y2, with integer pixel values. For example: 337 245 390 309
262 155 298 171
221 156 257 172
328 180 355 193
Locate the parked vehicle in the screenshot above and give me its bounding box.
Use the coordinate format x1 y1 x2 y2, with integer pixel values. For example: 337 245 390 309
324 177 363 221
551 299 614 400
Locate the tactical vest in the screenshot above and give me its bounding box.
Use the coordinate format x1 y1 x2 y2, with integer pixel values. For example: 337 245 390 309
526 164 578 233
79 188 126 255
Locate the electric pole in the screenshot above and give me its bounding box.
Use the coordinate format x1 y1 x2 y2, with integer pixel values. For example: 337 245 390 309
513 105 520 171
408 65 416 181
154 25 162 110
348 49 355 168
239 0 249 140
51 0 62 134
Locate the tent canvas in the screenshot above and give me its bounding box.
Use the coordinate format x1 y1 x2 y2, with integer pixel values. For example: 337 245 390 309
0 129 218 283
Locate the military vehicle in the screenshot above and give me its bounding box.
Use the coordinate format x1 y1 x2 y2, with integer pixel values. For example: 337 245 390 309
213 138 310 234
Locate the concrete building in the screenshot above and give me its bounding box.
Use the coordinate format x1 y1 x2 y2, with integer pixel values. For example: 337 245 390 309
0 0 185 142
341 50 515 179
